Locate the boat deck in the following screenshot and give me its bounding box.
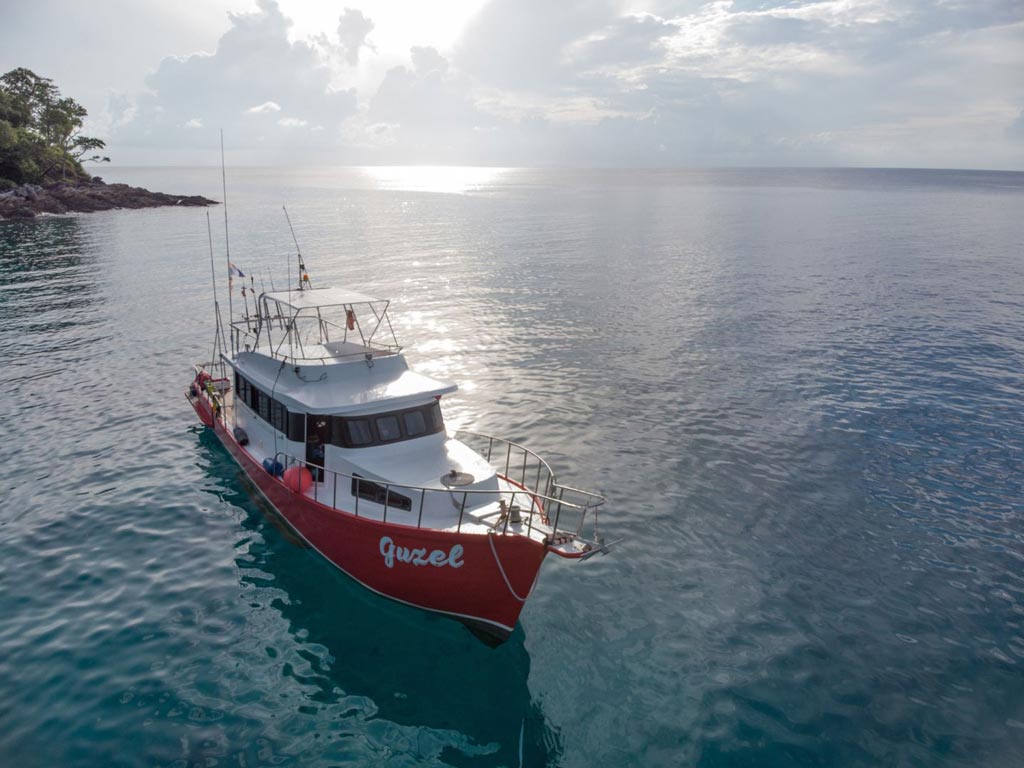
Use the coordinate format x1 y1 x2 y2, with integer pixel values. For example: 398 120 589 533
297 469 551 541
202 374 598 555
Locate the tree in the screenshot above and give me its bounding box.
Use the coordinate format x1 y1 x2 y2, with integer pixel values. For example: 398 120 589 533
0 68 108 185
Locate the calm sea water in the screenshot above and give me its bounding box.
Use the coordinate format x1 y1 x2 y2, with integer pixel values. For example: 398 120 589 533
1 166 1023 767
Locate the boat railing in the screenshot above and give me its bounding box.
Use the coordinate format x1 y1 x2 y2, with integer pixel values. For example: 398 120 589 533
230 320 401 364
452 430 606 535
269 445 604 544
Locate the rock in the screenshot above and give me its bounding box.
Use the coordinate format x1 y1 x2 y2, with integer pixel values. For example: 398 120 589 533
0 178 218 220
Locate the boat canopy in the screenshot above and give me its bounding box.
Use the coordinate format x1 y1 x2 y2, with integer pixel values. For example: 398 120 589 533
230 285 402 364
262 287 384 311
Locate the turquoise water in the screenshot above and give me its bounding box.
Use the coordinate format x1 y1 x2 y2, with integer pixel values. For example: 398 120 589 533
1 167 1023 766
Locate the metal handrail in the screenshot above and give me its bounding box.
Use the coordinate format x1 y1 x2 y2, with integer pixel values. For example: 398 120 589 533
231 324 401 363
453 429 606 522
269 448 603 540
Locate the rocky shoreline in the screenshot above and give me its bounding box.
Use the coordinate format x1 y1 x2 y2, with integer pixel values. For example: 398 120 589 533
0 178 218 220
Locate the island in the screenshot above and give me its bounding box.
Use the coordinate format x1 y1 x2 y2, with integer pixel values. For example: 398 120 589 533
0 68 216 220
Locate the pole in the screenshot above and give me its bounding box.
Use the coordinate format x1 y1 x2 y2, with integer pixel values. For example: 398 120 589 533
220 130 234 343
283 206 310 291
207 213 227 353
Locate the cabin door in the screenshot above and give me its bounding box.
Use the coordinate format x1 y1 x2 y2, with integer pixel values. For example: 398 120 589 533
305 414 329 481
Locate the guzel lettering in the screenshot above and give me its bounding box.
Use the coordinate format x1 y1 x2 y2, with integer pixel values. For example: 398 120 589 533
379 536 464 569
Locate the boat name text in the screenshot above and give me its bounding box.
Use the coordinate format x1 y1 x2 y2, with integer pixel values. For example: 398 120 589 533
379 536 464 569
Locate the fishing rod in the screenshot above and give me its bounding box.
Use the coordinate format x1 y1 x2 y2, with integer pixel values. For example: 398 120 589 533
283 206 311 291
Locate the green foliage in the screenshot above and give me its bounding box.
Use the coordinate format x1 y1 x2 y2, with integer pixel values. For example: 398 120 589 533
0 68 109 186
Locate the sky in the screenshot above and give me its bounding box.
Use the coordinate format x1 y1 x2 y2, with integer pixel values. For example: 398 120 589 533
2 0 1023 169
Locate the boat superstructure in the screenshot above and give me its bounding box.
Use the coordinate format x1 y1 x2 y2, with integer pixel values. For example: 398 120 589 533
188 280 611 642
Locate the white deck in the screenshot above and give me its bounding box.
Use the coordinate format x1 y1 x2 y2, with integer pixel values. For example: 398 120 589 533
296 470 553 543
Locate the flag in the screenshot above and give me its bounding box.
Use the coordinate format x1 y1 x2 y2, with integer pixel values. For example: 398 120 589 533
228 262 245 278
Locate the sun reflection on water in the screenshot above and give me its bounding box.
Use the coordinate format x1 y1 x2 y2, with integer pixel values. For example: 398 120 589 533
360 165 510 194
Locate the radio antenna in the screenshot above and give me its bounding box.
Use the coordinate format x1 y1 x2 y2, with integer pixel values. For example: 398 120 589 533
220 130 234 327
283 206 311 292
206 212 227 354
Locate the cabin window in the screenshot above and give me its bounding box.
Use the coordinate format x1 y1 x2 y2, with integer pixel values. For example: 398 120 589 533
375 415 402 442
270 400 287 433
235 372 303 440
351 474 413 512
428 402 445 433
346 419 373 446
287 411 305 442
403 409 427 437
326 402 446 448
235 372 250 404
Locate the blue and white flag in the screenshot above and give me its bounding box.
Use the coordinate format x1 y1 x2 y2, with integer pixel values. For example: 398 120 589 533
228 262 245 278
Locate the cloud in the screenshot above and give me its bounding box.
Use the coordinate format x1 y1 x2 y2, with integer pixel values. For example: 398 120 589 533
567 13 680 70
360 47 500 163
440 0 1024 168
112 0 356 157
456 0 619 90
337 8 375 66
246 101 282 114
1009 110 1024 141
98 0 1024 168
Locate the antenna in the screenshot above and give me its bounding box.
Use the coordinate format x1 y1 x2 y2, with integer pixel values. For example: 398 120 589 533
283 206 312 291
220 130 234 345
206 212 227 354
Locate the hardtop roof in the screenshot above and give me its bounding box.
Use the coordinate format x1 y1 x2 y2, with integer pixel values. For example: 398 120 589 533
262 286 385 311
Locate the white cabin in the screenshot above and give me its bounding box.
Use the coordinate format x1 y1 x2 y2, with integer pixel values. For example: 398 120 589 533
223 287 501 528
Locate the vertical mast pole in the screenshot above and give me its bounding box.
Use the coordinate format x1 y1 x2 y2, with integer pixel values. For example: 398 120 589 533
220 130 234 349
207 212 227 353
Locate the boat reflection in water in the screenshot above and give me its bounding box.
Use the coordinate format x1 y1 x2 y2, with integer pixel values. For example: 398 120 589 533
197 430 564 766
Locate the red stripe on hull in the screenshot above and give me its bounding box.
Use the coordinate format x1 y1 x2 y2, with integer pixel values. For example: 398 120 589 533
188 394 548 637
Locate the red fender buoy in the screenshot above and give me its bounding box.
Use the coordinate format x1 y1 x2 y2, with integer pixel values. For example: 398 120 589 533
283 466 314 493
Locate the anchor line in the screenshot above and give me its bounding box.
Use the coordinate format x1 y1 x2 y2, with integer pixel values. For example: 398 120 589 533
487 532 531 603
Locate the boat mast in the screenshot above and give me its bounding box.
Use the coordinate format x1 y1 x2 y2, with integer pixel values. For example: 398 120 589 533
206 212 227 357
220 130 234 351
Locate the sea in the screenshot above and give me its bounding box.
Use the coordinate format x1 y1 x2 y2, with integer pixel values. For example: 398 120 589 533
1 166 1022 767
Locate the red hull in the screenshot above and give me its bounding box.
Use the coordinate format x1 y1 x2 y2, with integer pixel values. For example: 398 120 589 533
189 393 548 640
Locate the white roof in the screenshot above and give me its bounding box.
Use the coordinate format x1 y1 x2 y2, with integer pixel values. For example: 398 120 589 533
262 287 384 311
231 349 457 414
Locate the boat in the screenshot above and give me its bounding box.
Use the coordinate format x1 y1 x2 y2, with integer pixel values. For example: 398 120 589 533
186 264 612 643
